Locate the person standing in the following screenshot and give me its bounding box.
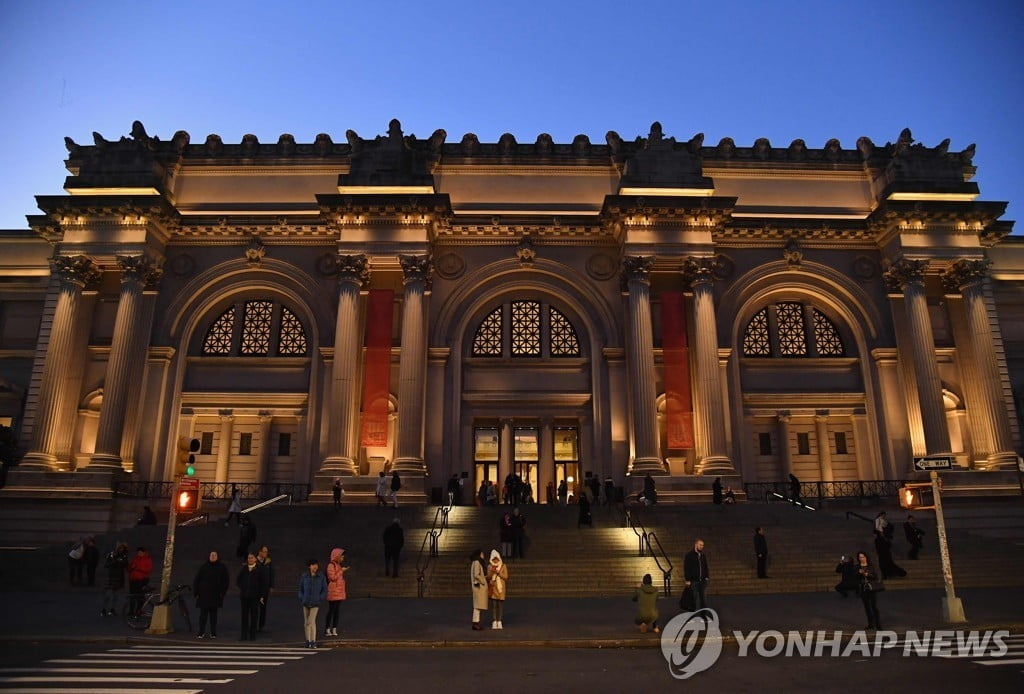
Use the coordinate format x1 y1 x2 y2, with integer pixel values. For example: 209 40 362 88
754 527 768 578
712 478 723 506
299 558 327 648
383 519 404 578
237 552 266 641
557 479 568 506
642 473 657 506
447 474 460 506
324 548 348 636
389 471 402 507
375 471 388 507
487 549 509 629
632 573 660 634
874 510 889 538
100 542 129 617
256 545 275 632
683 539 710 611
604 477 615 506
835 555 860 597
332 478 343 510
236 516 257 559
470 549 488 631
499 511 513 558
68 537 85 586
193 550 229 639
127 546 153 617
577 492 593 528
904 515 925 559
225 489 242 526
82 536 100 587
510 507 527 558
855 550 883 630
788 474 801 505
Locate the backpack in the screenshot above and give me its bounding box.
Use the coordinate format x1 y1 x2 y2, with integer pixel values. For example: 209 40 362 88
391 474 401 492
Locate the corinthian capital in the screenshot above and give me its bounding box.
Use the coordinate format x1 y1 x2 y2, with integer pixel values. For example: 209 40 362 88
117 254 164 287
882 257 928 293
399 254 433 286
680 256 718 288
51 255 101 289
621 255 654 285
336 254 370 287
941 258 991 294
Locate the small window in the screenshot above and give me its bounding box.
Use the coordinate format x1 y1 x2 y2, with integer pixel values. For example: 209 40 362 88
277 433 292 457
835 432 848 455
239 433 253 456
200 432 214 455
797 433 810 456
758 432 772 456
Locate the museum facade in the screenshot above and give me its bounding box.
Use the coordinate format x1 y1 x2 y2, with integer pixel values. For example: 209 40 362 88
0 120 1021 501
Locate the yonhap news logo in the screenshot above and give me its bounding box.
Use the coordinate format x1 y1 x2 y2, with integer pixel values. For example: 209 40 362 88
660 609 1011 679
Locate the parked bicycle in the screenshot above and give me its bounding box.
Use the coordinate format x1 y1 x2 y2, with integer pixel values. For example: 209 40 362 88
126 583 193 632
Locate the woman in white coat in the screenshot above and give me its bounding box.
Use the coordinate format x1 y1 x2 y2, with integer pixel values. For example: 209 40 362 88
470 549 488 630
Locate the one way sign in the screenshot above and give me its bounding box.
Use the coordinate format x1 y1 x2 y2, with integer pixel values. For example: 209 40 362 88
913 456 955 471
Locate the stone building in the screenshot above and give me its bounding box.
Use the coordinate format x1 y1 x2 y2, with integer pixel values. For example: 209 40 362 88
0 119 1021 503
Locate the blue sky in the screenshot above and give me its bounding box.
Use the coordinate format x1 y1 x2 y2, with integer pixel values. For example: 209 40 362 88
1 0 1021 228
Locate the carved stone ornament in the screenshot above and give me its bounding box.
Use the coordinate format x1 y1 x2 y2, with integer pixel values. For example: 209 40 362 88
680 256 718 287
852 255 878 281
621 255 655 285
942 258 991 293
783 239 803 267
515 235 537 266
434 252 466 280
399 254 433 285
117 254 164 286
52 255 101 288
245 236 267 266
335 254 370 286
882 257 928 293
586 253 617 281
168 253 196 278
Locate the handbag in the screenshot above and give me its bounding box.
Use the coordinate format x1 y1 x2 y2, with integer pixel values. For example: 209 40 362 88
69 544 84 561
861 577 886 593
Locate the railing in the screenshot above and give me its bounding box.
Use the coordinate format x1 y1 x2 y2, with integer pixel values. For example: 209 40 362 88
242 494 292 514
179 513 209 527
625 507 647 556
114 481 310 502
415 492 453 598
744 480 907 506
645 531 674 597
845 510 874 524
765 490 816 511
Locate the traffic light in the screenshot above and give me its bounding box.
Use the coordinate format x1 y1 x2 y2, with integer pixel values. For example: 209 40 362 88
899 483 934 510
187 438 199 477
175 436 200 478
177 488 198 513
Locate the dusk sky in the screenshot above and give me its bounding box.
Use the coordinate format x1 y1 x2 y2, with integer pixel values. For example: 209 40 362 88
1 1 1021 229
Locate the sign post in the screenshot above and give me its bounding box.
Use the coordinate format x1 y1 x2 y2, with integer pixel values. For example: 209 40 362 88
923 461 965 623
147 477 181 634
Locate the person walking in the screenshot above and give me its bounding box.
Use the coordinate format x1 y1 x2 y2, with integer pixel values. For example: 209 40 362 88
683 539 710 611
855 550 883 630
487 549 509 629
100 541 129 617
604 477 615 506
236 552 266 641
332 478 343 510
68 537 85 586
225 489 242 526
642 473 657 506
375 471 388 507
236 516 257 559
193 550 229 639
324 548 348 636
127 546 153 617
82 536 100 587
632 573 660 634
712 477 723 506
904 515 925 559
469 549 488 631
754 527 769 578
788 473 801 505
510 507 527 558
298 558 327 648
383 519 404 578
499 510 513 559
256 545 275 632
389 471 402 508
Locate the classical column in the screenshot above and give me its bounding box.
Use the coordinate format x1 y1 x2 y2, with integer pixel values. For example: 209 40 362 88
90 255 163 470
776 411 793 478
884 258 951 456
320 255 369 476
622 256 662 474
119 282 161 473
22 256 101 470
499 418 513 491
943 259 1017 469
814 412 834 482
683 257 735 474
392 254 431 475
214 411 234 484
255 411 273 484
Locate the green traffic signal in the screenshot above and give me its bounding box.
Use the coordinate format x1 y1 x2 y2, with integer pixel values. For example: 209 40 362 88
186 453 195 476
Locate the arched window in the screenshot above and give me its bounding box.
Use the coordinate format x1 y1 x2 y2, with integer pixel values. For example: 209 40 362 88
471 300 581 358
741 302 845 357
200 300 308 357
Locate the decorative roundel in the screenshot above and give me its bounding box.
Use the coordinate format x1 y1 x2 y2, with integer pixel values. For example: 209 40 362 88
713 254 735 280
435 252 466 280
168 253 195 277
852 255 878 280
586 253 617 281
315 252 338 276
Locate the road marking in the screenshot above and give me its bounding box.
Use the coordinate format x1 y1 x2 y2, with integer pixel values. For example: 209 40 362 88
0 676 233 684
0 689 202 694
77 653 303 660
974 659 1024 666
0 667 258 675
47 658 285 666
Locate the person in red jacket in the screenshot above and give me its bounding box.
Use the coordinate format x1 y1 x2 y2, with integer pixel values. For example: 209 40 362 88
324 548 348 636
127 547 153 617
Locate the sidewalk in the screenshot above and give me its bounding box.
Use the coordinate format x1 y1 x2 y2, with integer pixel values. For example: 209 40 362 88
1 586 1022 647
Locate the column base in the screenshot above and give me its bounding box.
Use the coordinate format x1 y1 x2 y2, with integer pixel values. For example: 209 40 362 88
319 456 357 476
88 452 124 471
630 457 667 475
696 456 735 475
18 452 59 471
0 467 123 500
391 457 425 475
983 451 1020 470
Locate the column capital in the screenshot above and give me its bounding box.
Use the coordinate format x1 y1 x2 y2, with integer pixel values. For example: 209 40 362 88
883 257 928 293
776 411 792 423
941 258 991 294
621 255 654 286
336 254 370 287
51 255 101 289
257 410 273 423
814 412 830 424
117 254 164 287
680 256 718 288
218 409 235 422
399 253 433 287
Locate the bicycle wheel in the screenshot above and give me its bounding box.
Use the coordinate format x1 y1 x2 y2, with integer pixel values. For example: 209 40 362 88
126 595 157 630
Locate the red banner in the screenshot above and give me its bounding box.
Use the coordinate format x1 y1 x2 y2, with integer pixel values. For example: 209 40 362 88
360 290 394 447
661 292 694 449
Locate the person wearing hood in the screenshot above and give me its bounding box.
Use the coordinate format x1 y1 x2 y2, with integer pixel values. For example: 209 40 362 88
469 549 488 630
487 549 509 629
325 548 348 636
193 550 229 639
298 558 327 648
632 573 660 633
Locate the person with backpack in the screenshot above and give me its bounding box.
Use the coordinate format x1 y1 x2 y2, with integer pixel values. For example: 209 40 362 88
100 542 129 617
390 471 402 508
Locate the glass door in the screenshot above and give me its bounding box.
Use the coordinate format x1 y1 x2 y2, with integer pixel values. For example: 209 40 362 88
474 427 499 504
553 426 580 503
513 427 538 504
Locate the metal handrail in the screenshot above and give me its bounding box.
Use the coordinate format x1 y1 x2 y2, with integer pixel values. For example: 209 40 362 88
415 492 453 598
113 480 310 502
242 494 292 514
743 480 907 504
765 490 816 511
626 506 648 557
645 531 674 596
845 510 873 524
179 513 209 527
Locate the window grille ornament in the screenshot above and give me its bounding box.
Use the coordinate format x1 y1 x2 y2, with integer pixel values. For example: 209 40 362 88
776 302 807 356
472 306 503 356
511 300 541 356
549 307 580 356
278 306 308 355
202 306 235 355
812 309 844 356
240 300 273 355
742 307 771 356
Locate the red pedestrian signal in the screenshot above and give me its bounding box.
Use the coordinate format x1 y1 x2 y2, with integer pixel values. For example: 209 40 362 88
177 490 197 513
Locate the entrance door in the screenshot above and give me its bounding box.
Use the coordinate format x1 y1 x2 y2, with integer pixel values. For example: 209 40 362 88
553 426 580 502
473 427 500 502
513 426 538 503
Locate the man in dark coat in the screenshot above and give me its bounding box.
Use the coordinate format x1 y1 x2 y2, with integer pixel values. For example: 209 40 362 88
236 516 257 558
383 518 404 578
835 555 860 597
236 552 266 640
904 515 925 559
754 527 768 578
511 507 527 557
683 538 710 610
712 478 723 505
642 473 657 506
193 550 229 638
256 545 275 631
101 542 129 616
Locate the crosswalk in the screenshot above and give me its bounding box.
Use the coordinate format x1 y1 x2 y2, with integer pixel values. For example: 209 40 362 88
879 632 1024 670
0 643 321 693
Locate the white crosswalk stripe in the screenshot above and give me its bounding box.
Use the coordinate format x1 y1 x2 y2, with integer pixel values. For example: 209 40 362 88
0 643 322 692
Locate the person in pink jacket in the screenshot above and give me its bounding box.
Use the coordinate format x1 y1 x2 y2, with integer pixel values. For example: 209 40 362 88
324 547 348 636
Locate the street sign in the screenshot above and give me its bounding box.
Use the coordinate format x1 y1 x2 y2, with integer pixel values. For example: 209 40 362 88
913 456 955 471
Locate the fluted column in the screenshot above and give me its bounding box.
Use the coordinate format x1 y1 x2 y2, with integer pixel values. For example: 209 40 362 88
214 411 234 484
320 255 369 475
255 411 273 483
392 254 431 475
884 258 951 455
814 412 834 482
944 260 1016 469
22 256 101 470
776 412 793 478
683 257 735 474
622 256 662 474
90 255 163 470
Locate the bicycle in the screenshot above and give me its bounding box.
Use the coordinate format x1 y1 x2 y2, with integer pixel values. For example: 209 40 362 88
126 583 193 632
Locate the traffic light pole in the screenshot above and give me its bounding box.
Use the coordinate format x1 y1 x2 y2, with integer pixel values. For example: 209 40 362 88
146 476 180 634
932 470 966 623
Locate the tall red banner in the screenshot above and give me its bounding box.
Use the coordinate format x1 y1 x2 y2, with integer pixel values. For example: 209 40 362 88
660 292 694 449
360 290 394 447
